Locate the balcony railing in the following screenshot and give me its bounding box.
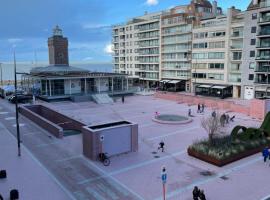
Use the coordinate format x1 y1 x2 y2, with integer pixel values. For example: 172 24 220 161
258 30 270 36
254 79 270 84
259 16 270 23
260 1 270 8
231 32 243 38
256 55 270 60
255 66 270 72
257 43 270 48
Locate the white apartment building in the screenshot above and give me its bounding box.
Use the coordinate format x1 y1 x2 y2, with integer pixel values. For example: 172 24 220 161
112 0 221 92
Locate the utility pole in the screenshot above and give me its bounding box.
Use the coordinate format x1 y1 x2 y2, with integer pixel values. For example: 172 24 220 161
14 52 21 157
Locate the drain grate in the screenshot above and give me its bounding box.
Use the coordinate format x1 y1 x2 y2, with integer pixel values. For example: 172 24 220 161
199 170 214 176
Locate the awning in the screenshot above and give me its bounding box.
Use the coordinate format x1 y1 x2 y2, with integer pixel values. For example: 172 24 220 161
212 85 227 89
198 85 212 88
160 80 170 83
168 80 180 84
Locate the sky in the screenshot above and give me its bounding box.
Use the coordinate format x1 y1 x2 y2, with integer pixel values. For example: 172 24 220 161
0 0 251 63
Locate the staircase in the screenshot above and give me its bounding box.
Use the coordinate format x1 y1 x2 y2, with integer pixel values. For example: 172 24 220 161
92 93 114 104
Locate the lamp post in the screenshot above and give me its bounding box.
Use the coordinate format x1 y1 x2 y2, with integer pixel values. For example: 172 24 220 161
14 52 21 157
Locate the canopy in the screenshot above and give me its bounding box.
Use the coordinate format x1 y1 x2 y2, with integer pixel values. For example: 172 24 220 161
169 80 180 84
198 84 212 88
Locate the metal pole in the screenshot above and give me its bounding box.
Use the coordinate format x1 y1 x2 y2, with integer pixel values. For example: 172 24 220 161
14 52 21 157
0 63 3 86
163 183 166 200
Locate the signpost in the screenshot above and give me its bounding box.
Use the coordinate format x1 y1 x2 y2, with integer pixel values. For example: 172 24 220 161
100 135 104 154
161 167 167 200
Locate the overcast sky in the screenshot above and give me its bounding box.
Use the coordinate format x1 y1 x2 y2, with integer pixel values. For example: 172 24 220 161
0 0 251 63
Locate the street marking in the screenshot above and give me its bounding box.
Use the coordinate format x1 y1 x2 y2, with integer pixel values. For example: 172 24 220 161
5 116 15 120
12 123 25 127
147 126 200 141
82 157 144 200
155 157 261 200
56 155 82 162
78 150 186 185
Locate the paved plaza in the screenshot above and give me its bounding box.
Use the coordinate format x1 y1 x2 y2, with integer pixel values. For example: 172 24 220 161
0 95 270 200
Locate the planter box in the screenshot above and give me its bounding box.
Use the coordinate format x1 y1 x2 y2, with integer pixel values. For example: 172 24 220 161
187 145 269 167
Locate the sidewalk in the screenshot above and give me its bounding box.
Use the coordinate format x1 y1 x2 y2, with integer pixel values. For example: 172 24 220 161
0 123 71 200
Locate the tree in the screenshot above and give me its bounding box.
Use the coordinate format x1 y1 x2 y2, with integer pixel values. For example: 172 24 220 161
201 113 221 145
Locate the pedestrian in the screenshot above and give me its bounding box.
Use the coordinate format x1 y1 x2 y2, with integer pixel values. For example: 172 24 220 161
158 141 165 152
225 114 230 124
201 104 205 113
220 114 226 127
262 146 269 162
192 186 200 200
188 108 192 117
197 104 201 113
212 110 216 118
155 111 160 118
199 190 206 200
122 95 125 103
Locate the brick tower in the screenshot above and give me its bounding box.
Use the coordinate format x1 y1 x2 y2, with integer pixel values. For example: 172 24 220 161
48 25 69 65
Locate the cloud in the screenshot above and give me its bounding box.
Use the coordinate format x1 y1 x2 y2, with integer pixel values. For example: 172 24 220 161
7 38 23 43
146 0 158 6
82 56 93 61
82 23 110 30
104 44 113 54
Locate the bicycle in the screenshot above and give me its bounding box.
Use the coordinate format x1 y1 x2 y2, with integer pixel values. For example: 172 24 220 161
98 152 110 166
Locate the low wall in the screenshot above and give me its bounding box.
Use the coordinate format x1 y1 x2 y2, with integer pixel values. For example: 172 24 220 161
155 92 267 120
19 104 86 138
19 106 64 138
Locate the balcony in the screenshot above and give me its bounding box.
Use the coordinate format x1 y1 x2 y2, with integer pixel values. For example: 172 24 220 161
256 55 270 60
230 45 243 50
257 43 270 48
254 79 270 84
258 30 270 36
260 1 270 8
255 65 270 72
259 16 270 23
231 32 243 38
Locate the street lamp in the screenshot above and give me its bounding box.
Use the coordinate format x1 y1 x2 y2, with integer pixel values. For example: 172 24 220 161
13 52 21 157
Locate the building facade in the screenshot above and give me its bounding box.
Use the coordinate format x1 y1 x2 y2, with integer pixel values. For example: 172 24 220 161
112 0 270 99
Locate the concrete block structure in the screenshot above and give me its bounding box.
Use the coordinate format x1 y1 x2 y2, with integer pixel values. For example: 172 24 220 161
82 121 138 160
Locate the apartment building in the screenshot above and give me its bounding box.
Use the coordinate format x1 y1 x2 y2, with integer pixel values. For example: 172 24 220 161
244 0 270 99
112 12 162 88
112 0 221 91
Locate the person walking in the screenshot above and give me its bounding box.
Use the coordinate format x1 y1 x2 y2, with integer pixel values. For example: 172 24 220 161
158 141 165 152
122 95 125 103
197 104 201 113
192 186 200 200
188 108 192 117
220 114 226 127
199 190 206 200
201 104 205 113
212 110 216 118
262 146 269 163
225 114 230 124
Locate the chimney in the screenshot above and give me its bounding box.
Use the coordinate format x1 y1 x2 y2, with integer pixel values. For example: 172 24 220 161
212 0 217 16
253 0 258 5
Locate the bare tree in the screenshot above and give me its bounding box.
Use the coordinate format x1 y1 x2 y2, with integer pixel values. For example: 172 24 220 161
201 113 221 145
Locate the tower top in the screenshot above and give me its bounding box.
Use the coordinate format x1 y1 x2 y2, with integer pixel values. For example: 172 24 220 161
53 25 63 36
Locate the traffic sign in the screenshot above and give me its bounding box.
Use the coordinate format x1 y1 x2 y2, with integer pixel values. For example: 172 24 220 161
100 135 104 142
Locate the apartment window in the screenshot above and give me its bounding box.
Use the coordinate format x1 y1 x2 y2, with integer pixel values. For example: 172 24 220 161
250 39 256 45
248 74 254 80
252 13 257 20
249 62 255 69
192 53 208 59
208 52 225 59
130 34 132 38
251 26 257 33
250 51 255 57
208 73 224 80
193 42 207 49
232 52 242 60
209 41 225 48
192 73 206 79
209 63 224 69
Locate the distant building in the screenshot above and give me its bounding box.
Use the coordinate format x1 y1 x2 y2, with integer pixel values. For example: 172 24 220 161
22 26 130 102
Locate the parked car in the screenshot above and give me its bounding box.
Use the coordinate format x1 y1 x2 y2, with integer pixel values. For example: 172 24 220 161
8 94 32 104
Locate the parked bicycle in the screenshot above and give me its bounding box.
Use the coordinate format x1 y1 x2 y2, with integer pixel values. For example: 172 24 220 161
98 152 110 166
